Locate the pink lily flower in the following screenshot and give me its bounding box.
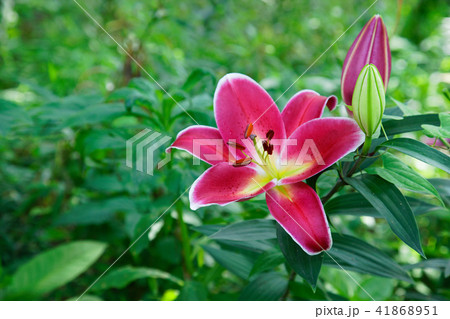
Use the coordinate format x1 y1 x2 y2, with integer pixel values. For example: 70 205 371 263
168 74 364 255
341 14 391 107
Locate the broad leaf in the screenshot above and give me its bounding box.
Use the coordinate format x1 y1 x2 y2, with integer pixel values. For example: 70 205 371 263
177 281 208 301
54 197 136 226
239 272 288 301
381 138 450 174
92 266 183 291
324 234 412 283
353 277 395 301
276 225 323 289
324 193 436 217
383 114 440 136
202 245 254 279
6 241 107 299
403 259 450 277
210 219 277 241
345 174 424 257
366 153 444 205
422 113 450 139
249 250 284 277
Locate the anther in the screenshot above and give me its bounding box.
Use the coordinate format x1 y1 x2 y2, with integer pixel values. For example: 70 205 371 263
244 123 254 139
227 141 246 150
262 140 269 152
267 144 274 155
233 157 252 167
266 130 274 140
262 140 274 155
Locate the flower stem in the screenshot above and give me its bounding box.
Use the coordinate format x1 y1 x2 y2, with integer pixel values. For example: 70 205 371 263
347 135 372 177
176 202 193 278
321 135 373 203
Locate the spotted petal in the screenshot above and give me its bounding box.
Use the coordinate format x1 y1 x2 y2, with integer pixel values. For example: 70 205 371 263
189 162 276 210
278 118 364 185
266 182 332 255
282 90 337 137
214 73 286 156
166 125 233 165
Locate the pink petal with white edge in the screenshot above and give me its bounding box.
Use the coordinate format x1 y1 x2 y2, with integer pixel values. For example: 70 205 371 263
214 73 286 155
166 125 233 165
266 182 332 255
278 118 364 184
189 162 276 210
282 90 337 137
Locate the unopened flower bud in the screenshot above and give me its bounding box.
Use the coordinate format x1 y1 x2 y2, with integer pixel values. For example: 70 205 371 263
352 64 385 137
341 15 391 107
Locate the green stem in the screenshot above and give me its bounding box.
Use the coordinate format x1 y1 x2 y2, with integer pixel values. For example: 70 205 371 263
321 135 373 203
438 137 450 149
176 202 193 277
347 135 372 177
281 270 296 301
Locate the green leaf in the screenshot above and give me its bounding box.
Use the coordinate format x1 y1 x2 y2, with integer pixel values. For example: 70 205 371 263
249 250 284 277
67 294 103 301
325 193 436 217
177 281 208 301
182 69 215 92
324 234 412 283
345 174 424 257
202 245 254 279
6 241 107 299
0 99 32 134
381 138 450 174
210 219 277 241
422 113 450 139
92 266 183 291
353 277 395 301
383 114 440 136
276 225 323 290
429 178 450 206
54 197 136 226
366 153 444 205
239 272 288 301
403 259 450 277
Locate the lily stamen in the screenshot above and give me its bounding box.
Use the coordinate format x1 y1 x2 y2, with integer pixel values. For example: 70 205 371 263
227 141 246 150
233 157 252 167
244 123 254 139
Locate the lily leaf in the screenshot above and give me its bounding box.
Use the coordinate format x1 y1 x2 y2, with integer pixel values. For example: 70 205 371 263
210 219 277 241
239 272 288 301
249 250 284 277
383 114 440 136
276 225 323 290
324 234 412 283
324 193 437 217
422 113 450 139
345 174 424 257
6 241 107 300
91 266 183 291
366 153 444 205
381 138 450 174
202 245 254 279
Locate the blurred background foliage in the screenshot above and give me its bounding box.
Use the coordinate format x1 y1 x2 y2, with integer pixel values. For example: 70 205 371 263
0 0 449 301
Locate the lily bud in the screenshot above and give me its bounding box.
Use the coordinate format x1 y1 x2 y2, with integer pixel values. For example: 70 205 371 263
341 14 391 106
352 64 385 137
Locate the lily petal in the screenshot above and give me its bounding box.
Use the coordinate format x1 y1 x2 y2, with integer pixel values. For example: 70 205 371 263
189 162 276 210
266 182 332 255
278 118 364 184
166 125 233 165
214 73 286 153
282 90 337 137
